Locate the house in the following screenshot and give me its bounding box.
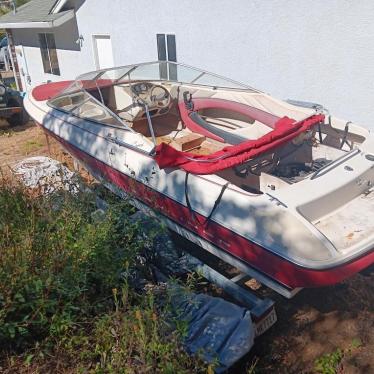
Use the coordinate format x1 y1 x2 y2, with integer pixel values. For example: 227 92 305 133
1 0 374 126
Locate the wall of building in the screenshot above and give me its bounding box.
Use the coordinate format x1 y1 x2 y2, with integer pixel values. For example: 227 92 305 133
72 0 374 127
12 16 82 91
12 0 374 127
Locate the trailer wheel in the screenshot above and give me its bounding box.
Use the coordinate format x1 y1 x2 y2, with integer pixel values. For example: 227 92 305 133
7 98 29 127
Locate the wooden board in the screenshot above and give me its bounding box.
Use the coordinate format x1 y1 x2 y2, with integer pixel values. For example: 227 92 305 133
189 140 223 155
170 133 206 151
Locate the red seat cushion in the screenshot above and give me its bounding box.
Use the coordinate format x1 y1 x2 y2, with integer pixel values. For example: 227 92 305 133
32 81 73 101
32 79 115 102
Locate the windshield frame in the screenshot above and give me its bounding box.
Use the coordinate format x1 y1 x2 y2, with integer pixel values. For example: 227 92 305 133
50 61 260 100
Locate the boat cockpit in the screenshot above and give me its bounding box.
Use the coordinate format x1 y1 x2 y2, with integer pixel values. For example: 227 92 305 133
47 61 367 195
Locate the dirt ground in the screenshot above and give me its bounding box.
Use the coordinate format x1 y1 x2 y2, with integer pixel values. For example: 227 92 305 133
251 272 374 373
1 121 373 374
0 120 74 173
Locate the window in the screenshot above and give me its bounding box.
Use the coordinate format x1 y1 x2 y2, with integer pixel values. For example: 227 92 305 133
38 33 60 75
156 34 177 80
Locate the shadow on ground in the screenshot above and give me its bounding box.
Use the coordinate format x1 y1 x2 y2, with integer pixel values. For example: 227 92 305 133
230 265 374 373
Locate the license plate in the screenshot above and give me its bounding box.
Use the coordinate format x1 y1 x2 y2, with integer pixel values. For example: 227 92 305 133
254 308 277 337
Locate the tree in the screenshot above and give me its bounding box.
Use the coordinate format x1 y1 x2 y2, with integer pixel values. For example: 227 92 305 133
0 1 30 38
0 0 30 17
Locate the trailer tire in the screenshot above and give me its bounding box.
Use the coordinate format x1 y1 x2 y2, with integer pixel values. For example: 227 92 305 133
7 97 29 127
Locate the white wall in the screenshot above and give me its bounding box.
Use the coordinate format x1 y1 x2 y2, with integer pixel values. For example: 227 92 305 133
13 0 374 127
12 17 82 89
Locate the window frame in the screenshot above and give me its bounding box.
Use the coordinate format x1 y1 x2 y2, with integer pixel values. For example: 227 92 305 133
156 33 177 80
38 33 60 76
48 86 155 156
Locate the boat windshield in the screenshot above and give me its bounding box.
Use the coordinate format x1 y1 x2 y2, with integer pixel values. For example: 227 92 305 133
47 61 259 139
50 61 256 99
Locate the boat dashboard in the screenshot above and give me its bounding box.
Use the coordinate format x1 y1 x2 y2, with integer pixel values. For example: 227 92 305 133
130 82 171 108
109 81 172 123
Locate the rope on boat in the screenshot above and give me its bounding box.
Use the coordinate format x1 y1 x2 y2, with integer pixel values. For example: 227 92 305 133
184 172 229 226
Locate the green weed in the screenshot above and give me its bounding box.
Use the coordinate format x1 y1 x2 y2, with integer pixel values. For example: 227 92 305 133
0 178 207 373
21 139 44 154
314 339 362 374
314 348 343 374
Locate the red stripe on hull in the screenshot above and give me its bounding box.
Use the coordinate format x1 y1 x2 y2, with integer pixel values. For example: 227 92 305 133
42 127 374 288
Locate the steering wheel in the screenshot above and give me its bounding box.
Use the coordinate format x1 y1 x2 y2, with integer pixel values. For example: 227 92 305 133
149 85 171 108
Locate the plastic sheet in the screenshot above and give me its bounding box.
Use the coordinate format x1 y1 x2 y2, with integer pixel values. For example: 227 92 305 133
169 285 254 372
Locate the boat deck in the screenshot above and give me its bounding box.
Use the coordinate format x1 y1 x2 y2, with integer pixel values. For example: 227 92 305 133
132 114 225 155
314 188 374 253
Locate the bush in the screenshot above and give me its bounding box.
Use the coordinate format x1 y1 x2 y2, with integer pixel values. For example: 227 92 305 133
0 179 207 372
0 181 136 349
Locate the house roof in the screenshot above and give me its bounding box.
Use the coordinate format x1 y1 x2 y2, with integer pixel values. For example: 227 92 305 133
0 0 75 29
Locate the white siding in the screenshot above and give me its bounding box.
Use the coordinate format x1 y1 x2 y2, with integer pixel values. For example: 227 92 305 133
12 0 374 127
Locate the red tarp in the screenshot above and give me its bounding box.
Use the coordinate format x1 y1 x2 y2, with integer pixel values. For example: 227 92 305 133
155 114 325 174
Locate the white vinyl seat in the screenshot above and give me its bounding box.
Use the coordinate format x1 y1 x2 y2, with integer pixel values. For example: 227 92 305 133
108 85 142 122
229 121 272 139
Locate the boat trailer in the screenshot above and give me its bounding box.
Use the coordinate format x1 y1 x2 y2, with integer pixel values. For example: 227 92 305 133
96 174 287 337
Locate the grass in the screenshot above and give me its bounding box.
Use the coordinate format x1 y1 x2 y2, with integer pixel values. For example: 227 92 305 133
0 176 208 373
0 128 14 137
314 348 344 374
21 139 44 154
314 339 362 374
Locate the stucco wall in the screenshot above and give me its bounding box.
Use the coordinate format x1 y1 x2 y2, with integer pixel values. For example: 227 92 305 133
12 0 374 127
12 17 81 90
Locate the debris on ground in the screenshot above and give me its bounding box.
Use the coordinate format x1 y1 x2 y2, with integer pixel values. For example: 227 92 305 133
12 156 81 194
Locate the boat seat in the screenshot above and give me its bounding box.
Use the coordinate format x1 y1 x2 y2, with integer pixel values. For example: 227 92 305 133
178 96 280 144
199 115 273 140
108 85 142 122
169 84 216 101
117 106 142 123
228 121 272 139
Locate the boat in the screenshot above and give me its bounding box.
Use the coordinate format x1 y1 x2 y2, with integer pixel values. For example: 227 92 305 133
24 61 374 292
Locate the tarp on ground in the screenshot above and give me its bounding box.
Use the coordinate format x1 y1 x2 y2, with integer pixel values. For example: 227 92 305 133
169 285 254 372
12 156 81 194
